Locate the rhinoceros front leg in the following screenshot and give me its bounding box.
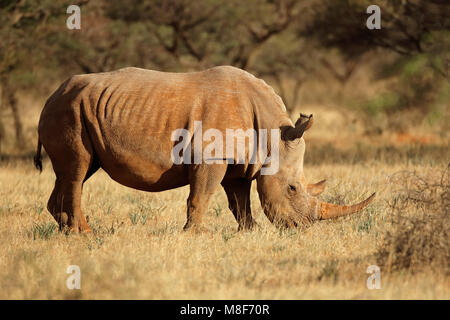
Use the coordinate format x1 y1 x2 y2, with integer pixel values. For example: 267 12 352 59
222 179 257 231
183 163 228 233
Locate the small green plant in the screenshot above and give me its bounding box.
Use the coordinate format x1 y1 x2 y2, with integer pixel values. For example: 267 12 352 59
278 228 297 238
91 219 124 236
34 205 44 215
129 212 139 225
126 194 139 205
31 222 57 240
317 260 339 282
129 212 150 225
271 245 285 252
104 204 113 215
221 229 236 243
212 203 223 217
140 212 149 225
354 210 376 234
88 237 104 250
129 201 167 226
149 223 170 236
357 216 373 233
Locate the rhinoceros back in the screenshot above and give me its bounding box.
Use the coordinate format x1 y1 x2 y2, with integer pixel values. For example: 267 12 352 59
43 66 290 190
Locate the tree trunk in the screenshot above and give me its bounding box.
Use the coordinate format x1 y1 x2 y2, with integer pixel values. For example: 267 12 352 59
291 78 303 111
0 118 4 158
7 88 24 147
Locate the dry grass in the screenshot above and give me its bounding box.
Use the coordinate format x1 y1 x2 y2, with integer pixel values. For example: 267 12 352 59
0 97 448 299
376 166 449 274
0 157 448 299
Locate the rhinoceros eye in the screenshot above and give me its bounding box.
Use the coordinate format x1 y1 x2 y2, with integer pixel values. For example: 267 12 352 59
289 185 297 192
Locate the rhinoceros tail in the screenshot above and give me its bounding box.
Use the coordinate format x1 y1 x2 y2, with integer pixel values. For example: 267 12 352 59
34 139 43 172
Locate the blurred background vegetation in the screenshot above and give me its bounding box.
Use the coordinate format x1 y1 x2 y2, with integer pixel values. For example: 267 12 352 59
0 0 448 157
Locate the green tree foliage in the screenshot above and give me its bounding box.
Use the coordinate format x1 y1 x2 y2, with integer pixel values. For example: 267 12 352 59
104 0 316 109
0 0 448 151
304 0 449 119
0 0 80 147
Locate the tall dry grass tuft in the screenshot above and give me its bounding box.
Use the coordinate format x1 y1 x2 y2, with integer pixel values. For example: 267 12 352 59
376 165 450 274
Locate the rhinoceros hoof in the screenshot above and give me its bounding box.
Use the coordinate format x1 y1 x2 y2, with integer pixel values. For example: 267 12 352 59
183 224 210 234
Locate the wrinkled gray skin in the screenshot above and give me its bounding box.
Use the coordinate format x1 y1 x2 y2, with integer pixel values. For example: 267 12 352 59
34 66 375 233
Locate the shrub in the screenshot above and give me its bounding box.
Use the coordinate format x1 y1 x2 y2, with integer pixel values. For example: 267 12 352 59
376 165 450 273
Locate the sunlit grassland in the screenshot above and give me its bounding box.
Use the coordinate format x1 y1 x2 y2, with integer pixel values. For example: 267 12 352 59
0 96 448 299
0 152 448 299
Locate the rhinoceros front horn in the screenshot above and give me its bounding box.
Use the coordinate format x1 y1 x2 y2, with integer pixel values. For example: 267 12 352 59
317 193 376 220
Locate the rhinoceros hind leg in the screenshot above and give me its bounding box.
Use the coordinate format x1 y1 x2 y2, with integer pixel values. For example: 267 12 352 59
42 124 95 233
183 164 227 233
47 176 91 233
222 179 257 231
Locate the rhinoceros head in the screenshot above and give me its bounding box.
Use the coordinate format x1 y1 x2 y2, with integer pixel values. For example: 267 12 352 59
256 114 375 228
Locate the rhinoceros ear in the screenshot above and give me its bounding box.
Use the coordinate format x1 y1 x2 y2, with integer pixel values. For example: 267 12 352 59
281 113 313 141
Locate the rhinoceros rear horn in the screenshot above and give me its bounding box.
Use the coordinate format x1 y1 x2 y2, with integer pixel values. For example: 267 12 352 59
282 113 313 141
307 179 327 196
318 193 376 220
